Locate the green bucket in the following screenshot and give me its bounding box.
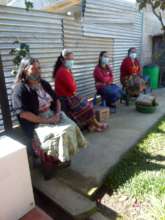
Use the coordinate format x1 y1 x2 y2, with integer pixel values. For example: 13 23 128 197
143 65 160 89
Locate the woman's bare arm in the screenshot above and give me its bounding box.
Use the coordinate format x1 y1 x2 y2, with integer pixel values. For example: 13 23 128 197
56 99 61 113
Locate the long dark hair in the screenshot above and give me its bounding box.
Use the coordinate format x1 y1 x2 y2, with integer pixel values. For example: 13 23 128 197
98 51 108 67
15 57 39 84
52 54 64 78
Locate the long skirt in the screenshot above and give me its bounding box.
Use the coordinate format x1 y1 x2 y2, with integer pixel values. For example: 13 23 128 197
34 112 87 162
98 84 123 106
123 75 146 96
59 96 94 128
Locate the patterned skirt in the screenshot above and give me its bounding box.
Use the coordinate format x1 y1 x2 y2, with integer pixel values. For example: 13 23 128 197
59 96 94 128
124 75 146 96
34 112 87 162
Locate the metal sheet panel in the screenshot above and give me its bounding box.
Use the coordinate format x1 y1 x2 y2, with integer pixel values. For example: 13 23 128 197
63 17 113 97
0 5 63 130
0 108 4 133
83 0 143 84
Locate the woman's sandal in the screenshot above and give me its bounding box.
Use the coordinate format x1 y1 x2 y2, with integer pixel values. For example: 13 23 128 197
100 123 109 130
88 126 104 132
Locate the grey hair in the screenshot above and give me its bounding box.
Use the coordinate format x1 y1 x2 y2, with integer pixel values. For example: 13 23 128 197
61 48 73 58
14 57 39 84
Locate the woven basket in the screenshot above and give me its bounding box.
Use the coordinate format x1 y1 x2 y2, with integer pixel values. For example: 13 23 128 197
136 103 157 113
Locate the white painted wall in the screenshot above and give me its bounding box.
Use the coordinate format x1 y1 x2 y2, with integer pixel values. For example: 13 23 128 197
142 7 164 65
0 136 35 220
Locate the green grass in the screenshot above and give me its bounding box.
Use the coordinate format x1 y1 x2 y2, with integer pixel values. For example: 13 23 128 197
105 117 165 219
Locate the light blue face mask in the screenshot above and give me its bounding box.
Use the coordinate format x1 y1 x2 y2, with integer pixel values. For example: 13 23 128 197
129 53 137 59
27 75 40 81
64 60 74 69
101 56 109 65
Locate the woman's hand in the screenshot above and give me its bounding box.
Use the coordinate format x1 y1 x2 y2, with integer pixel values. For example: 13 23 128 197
20 111 61 125
47 113 61 124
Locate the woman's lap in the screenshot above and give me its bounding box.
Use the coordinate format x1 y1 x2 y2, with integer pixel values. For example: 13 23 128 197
98 84 122 102
124 75 146 96
34 112 87 161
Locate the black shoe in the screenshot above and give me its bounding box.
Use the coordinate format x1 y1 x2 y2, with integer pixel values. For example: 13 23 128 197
109 104 116 113
58 160 71 169
41 163 56 181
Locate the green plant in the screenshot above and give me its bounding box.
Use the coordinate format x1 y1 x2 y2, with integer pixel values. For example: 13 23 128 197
137 0 165 34
9 41 30 75
25 0 33 11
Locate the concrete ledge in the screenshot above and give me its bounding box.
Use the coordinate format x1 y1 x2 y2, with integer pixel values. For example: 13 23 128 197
31 169 97 219
60 89 165 196
88 212 110 220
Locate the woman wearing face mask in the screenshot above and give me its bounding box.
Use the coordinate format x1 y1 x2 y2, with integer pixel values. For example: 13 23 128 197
53 49 108 132
120 47 146 96
93 51 123 108
12 57 87 178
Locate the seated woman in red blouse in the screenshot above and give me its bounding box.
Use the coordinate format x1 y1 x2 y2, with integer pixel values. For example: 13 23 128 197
53 49 108 132
93 51 122 107
120 47 146 96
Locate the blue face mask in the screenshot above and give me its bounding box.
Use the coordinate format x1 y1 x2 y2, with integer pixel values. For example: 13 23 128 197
27 75 40 81
64 60 74 69
129 53 137 59
101 57 109 65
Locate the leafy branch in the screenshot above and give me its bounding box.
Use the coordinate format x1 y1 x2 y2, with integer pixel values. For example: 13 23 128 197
137 0 165 36
9 41 30 75
25 0 33 11
137 0 165 63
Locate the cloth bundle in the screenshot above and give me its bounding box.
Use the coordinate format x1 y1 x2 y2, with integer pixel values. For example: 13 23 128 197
136 94 156 106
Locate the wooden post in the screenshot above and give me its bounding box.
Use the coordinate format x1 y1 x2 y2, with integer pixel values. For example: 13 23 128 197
0 54 12 131
44 0 80 13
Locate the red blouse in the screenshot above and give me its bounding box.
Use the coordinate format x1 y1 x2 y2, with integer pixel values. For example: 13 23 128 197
55 66 77 97
120 57 141 83
93 65 113 90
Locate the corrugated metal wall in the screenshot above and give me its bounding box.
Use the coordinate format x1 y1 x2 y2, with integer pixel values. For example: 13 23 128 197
63 17 113 97
0 108 4 132
0 5 63 128
0 1 143 132
83 0 143 84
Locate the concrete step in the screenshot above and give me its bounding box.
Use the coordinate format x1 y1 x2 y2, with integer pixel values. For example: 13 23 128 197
55 167 98 196
88 212 111 220
31 169 97 220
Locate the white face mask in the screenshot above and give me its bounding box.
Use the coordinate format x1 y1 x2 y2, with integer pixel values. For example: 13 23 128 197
101 57 109 65
64 60 74 69
130 53 137 59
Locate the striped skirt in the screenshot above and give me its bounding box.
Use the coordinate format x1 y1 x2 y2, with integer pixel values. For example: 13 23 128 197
59 95 94 128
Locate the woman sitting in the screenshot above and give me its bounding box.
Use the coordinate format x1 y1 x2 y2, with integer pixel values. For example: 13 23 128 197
120 47 146 97
93 51 122 108
12 57 87 176
53 49 108 132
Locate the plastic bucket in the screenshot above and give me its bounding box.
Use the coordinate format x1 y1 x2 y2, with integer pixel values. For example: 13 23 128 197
143 65 160 89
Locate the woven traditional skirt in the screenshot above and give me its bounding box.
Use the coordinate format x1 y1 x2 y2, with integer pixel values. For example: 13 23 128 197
34 112 87 162
59 95 94 128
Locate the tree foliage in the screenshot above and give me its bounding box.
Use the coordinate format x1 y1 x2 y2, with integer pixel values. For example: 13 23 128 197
9 41 30 75
25 0 33 11
137 0 165 33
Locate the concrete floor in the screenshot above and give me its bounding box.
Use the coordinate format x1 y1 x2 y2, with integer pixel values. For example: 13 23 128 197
55 89 165 196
